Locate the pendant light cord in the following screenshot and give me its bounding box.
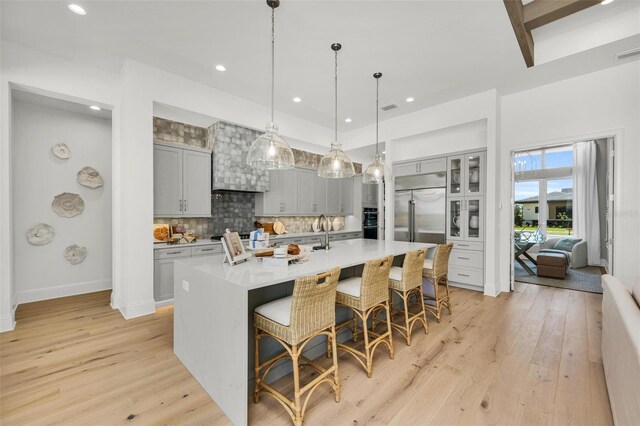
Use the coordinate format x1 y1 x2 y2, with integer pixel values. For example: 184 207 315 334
376 77 379 156
334 48 338 144
271 5 275 124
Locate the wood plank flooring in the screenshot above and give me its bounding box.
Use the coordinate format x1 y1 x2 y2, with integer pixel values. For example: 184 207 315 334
0 284 612 425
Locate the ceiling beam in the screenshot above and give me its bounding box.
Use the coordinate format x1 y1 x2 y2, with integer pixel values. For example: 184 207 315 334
523 0 601 31
504 0 535 68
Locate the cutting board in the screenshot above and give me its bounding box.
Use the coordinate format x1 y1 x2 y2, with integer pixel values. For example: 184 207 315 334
273 219 286 235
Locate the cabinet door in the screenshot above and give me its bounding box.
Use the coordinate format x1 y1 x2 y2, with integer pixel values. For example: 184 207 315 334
154 258 176 302
326 179 341 214
464 151 485 196
154 145 183 216
464 197 484 242
182 150 211 216
340 177 354 215
313 175 327 214
395 162 420 177
447 198 464 241
281 169 298 215
296 169 315 215
260 170 284 215
447 155 464 197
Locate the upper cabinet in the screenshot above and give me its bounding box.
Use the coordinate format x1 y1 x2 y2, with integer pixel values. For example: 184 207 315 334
362 183 378 207
256 169 353 216
154 143 211 217
447 151 485 197
395 158 446 178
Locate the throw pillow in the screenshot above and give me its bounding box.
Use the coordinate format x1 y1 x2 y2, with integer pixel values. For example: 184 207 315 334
632 277 640 308
553 238 582 252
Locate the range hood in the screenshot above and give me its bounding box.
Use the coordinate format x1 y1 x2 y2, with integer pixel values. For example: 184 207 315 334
209 121 269 192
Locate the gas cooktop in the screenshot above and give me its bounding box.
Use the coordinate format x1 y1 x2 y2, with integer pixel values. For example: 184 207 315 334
210 233 251 241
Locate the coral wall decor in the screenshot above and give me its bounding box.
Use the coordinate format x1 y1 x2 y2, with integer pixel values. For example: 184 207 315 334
52 143 71 159
77 166 104 188
26 223 55 246
64 244 87 265
52 192 84 217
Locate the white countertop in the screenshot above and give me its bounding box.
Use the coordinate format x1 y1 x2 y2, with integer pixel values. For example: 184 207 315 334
153 229 361 249
174 239 435 291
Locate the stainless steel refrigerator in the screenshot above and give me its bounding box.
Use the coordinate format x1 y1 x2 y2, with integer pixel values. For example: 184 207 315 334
394 173 446 243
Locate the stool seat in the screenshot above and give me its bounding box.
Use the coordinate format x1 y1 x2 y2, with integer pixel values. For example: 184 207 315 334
388 266 403 282
337 277 362 298
255 296 292 326
423 259 433 270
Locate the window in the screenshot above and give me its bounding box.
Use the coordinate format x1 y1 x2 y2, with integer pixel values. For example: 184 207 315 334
514 145 574 238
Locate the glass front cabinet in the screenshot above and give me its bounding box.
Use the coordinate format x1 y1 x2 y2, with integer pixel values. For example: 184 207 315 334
447 151 485 197
446 197 484 242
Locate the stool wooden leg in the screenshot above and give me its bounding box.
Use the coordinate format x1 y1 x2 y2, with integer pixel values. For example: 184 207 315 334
352 311 358 342
362 310 373 378
402 291 411 345
292 344 302 426
385 301 395 360
418 286 429 334
330 325 341 403
444 275 452 314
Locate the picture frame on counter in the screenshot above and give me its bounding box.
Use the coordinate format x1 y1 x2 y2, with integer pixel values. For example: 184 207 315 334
221 230 251 266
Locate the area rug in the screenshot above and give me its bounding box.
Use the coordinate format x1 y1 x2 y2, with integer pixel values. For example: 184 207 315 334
514 260 604 293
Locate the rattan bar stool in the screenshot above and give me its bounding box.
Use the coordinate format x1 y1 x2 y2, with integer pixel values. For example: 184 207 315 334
254 267 342 426
422 243 454 322
385 248 428 345
332 255 394 378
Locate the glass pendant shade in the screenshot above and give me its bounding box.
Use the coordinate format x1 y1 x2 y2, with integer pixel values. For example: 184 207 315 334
246 0 295 170
247 122 295 169
317 142 356 178
363 153 386 184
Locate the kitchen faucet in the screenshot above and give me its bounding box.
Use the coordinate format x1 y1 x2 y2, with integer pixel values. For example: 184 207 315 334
317 214 330 250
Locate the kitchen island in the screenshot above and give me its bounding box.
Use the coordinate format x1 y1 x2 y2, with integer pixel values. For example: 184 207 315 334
173 239 435 425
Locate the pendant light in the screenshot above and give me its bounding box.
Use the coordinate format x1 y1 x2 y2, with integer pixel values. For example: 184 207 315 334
246 0 295 170
317 43 355 179
363 72 387 184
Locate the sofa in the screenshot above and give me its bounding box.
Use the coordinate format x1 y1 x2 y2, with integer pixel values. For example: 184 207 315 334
539 237 588 268
601 274 640 426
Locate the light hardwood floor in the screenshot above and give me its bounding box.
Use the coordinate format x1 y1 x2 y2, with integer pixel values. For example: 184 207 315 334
0 283 612 425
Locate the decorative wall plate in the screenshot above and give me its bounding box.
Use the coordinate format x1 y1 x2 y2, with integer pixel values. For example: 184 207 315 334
332 217 342 231
52 143 71 159
26 223 55 246
77 166 104 188
52 192 85 217
64 244 87 265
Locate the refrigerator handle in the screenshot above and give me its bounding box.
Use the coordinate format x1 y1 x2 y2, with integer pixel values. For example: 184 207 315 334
409 199 416 242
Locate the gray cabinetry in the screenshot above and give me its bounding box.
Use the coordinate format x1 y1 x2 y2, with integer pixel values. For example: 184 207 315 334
154 244 223 303
340 178 354 215
296 169 315 215
154 143 211 217
255 169 298 215
362 183 378 207
313 174 327 214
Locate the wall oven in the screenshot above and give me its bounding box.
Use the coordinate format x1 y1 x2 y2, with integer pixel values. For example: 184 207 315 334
363 207 378 240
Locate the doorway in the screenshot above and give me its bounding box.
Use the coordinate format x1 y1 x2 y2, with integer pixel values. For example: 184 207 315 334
510 138 614 294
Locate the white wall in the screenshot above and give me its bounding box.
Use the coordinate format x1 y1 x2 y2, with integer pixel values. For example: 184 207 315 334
499 61 640 291
12 98 112 303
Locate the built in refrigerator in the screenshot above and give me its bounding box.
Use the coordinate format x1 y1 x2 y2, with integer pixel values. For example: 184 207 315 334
394 172 446 244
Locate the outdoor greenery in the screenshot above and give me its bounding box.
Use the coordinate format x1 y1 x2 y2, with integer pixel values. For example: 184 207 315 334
515 226 573 236
514 205 523 226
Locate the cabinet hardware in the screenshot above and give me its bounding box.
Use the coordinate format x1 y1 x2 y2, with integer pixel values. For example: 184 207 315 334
200 248 215 252
458 244 469 247
457 273 470 277
184 199 187 211
179 200 183 211
458 257 470 260
167 251 184 255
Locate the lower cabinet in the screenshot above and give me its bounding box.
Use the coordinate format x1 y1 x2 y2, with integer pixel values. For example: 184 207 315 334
154 244 223 303
447 241 484 291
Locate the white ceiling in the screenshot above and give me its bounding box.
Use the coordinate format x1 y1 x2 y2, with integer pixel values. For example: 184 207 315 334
1 0 636 134
1 0 526 131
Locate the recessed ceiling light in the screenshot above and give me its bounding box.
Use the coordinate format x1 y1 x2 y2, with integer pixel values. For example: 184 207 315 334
68 4 86 15
345 118 352 123
406 97 415 103
293 97 302 103
215 64 226 72
89 105 101 111
601 0 614 4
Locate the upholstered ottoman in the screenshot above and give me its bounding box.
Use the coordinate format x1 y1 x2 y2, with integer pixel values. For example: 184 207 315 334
537 252 567 279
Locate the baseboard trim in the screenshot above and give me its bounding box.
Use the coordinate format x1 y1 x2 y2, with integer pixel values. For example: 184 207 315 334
120 298 156 320
155 299 174 308
15 279 112 304
448 281 485 293
0 313 16 333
